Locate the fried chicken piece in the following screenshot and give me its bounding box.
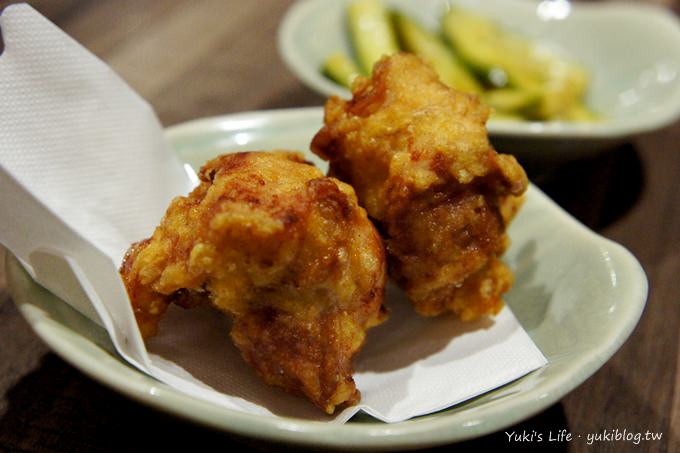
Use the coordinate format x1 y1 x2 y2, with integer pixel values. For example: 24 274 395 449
120 151 386 414
311 53 527 320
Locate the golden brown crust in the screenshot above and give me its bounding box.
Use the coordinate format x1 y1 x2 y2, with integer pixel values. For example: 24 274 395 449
311 53 528 320
120 151 387 414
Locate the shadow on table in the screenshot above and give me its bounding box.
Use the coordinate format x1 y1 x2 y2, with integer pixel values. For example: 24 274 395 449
522 143 645 231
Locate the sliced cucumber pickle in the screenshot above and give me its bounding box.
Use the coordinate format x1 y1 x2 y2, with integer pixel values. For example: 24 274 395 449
322 52 362 89
319 1 596 122
392 12 481 94
443 8 592 121
348 0 399 74
481 88 541 115
442 8 540 89
556 102 600 122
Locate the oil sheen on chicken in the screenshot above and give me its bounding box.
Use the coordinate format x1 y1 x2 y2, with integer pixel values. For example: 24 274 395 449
120 151 387 414
311 53 528 320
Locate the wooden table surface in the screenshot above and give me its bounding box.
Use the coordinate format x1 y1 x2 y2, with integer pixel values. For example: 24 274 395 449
0 1 678 452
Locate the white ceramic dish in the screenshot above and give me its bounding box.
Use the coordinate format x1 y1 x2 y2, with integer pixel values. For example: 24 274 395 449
6 108 648 450
279 0 680 158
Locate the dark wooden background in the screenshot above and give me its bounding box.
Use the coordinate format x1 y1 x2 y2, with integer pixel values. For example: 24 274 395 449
0 1 678 452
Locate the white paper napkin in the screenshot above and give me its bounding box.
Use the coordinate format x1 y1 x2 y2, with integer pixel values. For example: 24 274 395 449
0 4 546 423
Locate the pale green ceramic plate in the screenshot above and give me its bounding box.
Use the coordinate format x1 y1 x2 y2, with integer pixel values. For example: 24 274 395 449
6 108 648 450
279 0 680 157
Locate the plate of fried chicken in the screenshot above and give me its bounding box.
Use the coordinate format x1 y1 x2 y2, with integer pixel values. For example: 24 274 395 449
6 54 647 448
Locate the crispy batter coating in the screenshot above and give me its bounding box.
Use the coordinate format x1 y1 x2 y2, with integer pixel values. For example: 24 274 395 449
311 53 528 320
120 151 387 414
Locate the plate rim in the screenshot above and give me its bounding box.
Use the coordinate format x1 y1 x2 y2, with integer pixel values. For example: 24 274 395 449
7 107 649 450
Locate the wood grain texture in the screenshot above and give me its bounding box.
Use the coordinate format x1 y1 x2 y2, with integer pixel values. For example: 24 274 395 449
0 1 678 451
